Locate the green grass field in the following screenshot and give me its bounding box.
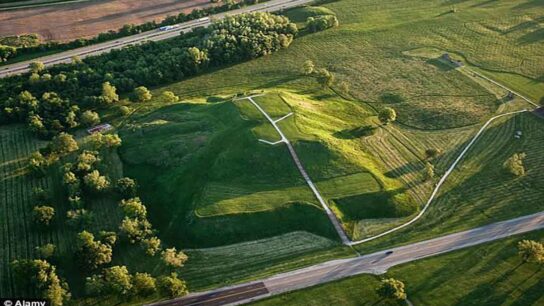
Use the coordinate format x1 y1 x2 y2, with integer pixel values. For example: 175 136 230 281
252 230 544 306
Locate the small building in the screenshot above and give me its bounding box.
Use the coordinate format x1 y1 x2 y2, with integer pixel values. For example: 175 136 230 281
87 123 112 134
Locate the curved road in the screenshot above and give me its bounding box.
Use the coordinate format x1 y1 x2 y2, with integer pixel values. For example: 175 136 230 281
149 211 544 306
0 0 313 78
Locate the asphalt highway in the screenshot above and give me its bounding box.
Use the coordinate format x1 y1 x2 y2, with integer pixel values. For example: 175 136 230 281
0 0 314 78
148 211 544 306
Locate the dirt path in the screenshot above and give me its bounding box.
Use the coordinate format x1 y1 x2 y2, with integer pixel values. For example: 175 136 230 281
0 0 214 41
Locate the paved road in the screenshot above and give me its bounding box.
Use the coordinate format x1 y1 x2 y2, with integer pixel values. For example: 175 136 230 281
148 211 544 306
0 0 313 78
244 95 350 244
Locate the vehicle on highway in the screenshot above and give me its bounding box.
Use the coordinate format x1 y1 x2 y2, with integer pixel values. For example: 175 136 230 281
159 25 179 31
385 250 394 255
198 17 210 22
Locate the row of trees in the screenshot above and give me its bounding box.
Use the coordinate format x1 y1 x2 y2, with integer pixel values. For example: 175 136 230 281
1 0 269 62
1 12 298 139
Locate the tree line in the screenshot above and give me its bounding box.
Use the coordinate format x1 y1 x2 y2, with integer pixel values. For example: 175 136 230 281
0 12 298 138
0 0 268 62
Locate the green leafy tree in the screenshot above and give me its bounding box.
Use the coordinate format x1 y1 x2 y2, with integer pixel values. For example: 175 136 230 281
11 259 70 306
120 197 147 219
75 231 113 270
141 237 162 256
378 107 397 125
81 110 100 127
161 91 180 103
28 151 49 176
518 240 544 264
101 81 119 104
29 61 45 73
161 247 188 268
133 86 152 102
119 217 153 243
103 266 133 296
302 60 315 75
117 177 138 198
75 150 100 173
35 244 56 259
66 209 94 229
51 132 79 156
376 278 407 301
83 170 110 193
33 205 55 226
132 272 157 297
315 68 334 88
157 273 188 298
503 153 526 177
306 15 339 32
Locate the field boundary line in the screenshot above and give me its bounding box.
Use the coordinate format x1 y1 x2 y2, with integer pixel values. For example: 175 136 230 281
239 95 351 244
349 109 528 245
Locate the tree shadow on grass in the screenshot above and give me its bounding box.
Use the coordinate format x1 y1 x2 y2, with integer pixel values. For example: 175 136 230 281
426 58 456 71
333 125 376 139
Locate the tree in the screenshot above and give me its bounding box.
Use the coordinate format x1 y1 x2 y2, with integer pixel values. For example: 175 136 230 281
133 86 152 102
104 134 122 148
119 105 131 116
378 107 397 125
33 205 55 226
376 278 406 301
141 237 161 256
518 240 544 264
36 244 56 259
424 162 434 181
81 110 100 127
132 272 157 297
161 247 188 268
0 45 16 62
29 61 45 73
161 91 180 103
425 148 440 160
51 132 79 156
302 60 315 75
504 153 526 177
11 259 70 306
75 231 113 270
102 266 133 296
66 209 94 229
83 170 110 193
101 81 119 104
157 273 188 298
306 15 339 33
117 177 137 198
119 217 153 243
316 68 334 88
75 150 100 173
28 151 49 176
119 197 147 219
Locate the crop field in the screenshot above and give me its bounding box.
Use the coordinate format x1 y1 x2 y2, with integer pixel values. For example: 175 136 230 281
253 230 544 306
0 0 213 41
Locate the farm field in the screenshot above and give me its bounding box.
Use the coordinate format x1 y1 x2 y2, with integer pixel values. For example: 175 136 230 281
0 0 213 41
252 230 544 306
